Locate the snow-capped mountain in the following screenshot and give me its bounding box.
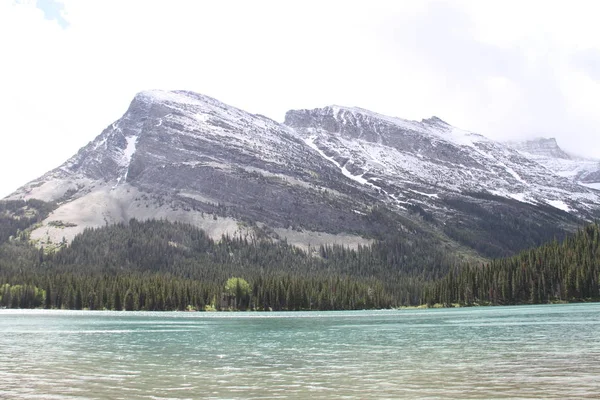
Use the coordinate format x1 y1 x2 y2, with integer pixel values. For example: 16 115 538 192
507 138 600 190
7 90 600 258
9 91 383 250
286 106 599 214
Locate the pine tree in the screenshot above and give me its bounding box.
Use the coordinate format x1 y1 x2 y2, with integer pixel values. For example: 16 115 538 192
114 289 122 311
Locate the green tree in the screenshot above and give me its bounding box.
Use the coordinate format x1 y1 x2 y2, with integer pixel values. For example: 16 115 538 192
113 289 122 311
44 285 52 309
124 289 135 311
224 277 251 310
74 288 83 310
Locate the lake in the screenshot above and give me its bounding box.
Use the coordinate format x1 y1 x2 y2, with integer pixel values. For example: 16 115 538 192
0 304 599 399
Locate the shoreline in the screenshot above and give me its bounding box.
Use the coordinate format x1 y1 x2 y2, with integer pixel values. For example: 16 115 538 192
2 299 599 313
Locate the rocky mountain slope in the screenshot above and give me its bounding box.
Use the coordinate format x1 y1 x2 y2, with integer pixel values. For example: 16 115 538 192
507 137 600 190
6 90 600 258
286 107 598 215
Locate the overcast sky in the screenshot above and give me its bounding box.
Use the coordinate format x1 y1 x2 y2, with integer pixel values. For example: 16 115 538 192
2 0 600 197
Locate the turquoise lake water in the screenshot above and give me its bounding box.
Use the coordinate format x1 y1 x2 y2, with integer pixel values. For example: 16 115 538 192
0 304 599 399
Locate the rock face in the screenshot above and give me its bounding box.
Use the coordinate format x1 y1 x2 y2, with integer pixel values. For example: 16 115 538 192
7 91 600 257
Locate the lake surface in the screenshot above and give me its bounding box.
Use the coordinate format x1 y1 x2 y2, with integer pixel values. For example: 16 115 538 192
0 304 599 399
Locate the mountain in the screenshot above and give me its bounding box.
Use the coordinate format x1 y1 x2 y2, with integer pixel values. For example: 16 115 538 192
507 137 600 189
6 90 600 258
285 106 599 255
286 107 598 213
508 137 572 159
7 91 394 251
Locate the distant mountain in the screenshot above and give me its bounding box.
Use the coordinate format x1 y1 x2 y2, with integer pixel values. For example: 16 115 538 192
6 90 600 258
507 137 600 189
508 137 572 159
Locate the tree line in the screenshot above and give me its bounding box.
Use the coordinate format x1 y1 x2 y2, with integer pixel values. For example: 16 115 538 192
0 199 598 310
0 217 441 310
424 223 600 306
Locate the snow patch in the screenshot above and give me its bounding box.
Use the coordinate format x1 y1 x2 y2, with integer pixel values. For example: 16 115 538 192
443 127 478 148
489 190 537 205
408 189 438 198
508 193 527 202
504 166 526 184
546 199 570 212
139 90 208 106
305 136 371 186
124 135 139 164
580 182 600 190
304 135 411 208
113 135 139 188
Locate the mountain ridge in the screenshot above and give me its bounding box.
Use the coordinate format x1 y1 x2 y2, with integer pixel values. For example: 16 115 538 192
5 90 600 258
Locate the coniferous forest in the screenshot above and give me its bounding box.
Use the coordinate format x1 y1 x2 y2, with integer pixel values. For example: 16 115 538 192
0 199 598 311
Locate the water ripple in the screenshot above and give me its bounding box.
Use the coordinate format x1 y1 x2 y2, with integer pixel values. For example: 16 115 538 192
0 304 599 399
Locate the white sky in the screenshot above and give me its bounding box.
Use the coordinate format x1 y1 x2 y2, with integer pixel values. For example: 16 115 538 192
2 0 600 197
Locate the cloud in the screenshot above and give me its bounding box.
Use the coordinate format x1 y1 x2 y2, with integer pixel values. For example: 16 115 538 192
1 0 600 197
573 49 600 82
370 1 600 156
35 0 69 28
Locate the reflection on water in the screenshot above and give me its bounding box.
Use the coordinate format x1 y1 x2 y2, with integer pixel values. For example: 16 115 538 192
1 304 599 399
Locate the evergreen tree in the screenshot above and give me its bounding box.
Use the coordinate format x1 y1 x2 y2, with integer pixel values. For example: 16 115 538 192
113 289 122 311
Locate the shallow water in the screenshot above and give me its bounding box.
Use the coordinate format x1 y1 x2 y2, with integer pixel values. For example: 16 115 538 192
0 304 599 399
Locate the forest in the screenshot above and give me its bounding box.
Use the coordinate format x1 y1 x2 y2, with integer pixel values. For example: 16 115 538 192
0 199 598 310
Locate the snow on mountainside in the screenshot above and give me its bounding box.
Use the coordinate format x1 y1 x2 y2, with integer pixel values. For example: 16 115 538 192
6 90 600 258
285 106 600 216
507 138 600 187
12 90 297 201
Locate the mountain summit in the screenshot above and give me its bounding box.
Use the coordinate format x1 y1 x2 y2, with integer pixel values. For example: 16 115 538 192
7 90 600 258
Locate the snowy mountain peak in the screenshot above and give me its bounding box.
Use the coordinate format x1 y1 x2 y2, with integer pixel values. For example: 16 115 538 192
135 89 219 106
286 105 492 155
132 90 251 120
286 105 423 132
422 116 451 127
